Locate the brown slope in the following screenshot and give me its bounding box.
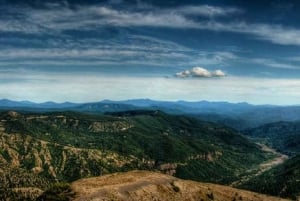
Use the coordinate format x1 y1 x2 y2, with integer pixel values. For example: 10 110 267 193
71 170 290 201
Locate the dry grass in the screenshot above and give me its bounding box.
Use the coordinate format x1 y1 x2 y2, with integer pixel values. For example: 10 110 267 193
71 170 291 201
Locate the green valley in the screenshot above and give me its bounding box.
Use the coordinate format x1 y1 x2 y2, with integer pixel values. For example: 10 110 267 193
0 110 275 200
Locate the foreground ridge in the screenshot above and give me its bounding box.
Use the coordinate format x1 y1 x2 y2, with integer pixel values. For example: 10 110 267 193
71 170 290 201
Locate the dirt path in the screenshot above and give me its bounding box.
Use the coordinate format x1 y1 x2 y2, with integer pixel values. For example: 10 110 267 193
231 143 288 186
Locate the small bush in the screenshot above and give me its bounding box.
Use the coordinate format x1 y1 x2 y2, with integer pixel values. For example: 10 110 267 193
207 192 214 200
37 182 75 201
170 181 180 192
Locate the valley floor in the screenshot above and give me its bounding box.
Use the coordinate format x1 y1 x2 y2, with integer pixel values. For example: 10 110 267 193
258 143 288 173
231 143 289 187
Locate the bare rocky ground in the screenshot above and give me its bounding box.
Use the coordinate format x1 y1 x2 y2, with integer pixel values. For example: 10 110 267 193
71 170 291 201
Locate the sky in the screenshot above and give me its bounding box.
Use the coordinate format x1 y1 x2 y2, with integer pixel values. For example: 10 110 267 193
0 0 300 105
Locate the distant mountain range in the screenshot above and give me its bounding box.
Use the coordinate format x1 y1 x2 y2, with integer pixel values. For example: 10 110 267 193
0 98 255 110
1 98 300 129
0 99 79 108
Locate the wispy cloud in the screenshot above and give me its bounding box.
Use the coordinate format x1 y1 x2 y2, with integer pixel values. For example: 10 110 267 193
250 58 299 69
1 4 300 46
0 32 238 68
1 2 299 76
175 5 243 17
288 56 300 62
221 22 300 46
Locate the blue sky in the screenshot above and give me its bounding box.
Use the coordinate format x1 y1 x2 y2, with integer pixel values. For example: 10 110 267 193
0 0 300 104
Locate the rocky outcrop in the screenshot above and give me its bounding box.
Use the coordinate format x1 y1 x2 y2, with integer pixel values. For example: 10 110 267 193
23 113 133 133
88 121 132 133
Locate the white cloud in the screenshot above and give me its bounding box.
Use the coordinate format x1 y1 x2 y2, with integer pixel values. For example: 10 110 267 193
191 67 213 77
213 69 226 77
175 70 190 78
176 67 226 78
